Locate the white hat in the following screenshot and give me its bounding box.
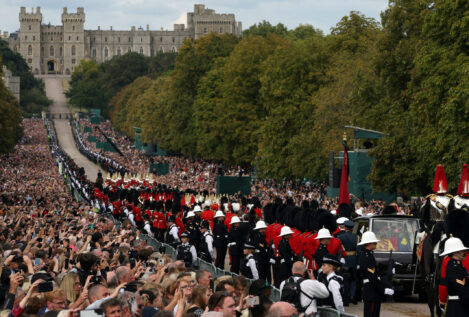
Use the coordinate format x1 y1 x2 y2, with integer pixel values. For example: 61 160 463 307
223 203 229 210
440 237 469 256
232 203 240 212
254 220 267 230
185 211 195 218
336 217 348 225
315 228 333 240
358 231 380 245
279 226 295 237
215 210 225 218
230 216 241 224
330 210 337 215
193 205 202 212
247 204 254 210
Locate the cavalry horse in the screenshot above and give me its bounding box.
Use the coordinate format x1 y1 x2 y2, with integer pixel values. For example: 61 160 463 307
417 194 451 317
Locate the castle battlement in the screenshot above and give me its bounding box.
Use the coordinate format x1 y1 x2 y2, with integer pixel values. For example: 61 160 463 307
8 5 241 75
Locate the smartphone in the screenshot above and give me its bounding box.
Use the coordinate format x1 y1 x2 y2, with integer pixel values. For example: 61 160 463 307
79 309 104 317
246 296 260 306
38 281 54 293
35 258 40 266
36 238 43 242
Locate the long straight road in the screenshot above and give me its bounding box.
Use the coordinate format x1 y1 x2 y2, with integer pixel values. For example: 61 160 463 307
41 75 101 182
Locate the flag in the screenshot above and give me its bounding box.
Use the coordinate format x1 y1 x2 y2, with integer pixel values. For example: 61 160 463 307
338 142 350 205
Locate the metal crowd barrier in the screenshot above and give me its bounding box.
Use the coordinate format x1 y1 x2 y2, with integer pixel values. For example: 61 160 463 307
317 307 357 317
46 118 355 316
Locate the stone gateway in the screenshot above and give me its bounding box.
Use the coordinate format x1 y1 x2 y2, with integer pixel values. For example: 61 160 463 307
5 5 242 75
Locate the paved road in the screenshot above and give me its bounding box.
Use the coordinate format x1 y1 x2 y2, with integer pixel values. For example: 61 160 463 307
40 76 431 317
42 75 101 182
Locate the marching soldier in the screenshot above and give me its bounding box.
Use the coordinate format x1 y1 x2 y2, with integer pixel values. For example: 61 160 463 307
439 237 469 316
252 220 274 282
176 232 198 268
338 220 358 305
358 231 394 317
278 226 298 281
198 221 214 263
213 210 228 269
228 216 244 274
240 242 259 279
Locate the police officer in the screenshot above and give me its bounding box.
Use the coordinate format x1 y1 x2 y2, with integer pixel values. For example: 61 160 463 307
439 237 469 316
338 220 358 305
176 232 198 268
198 220 214 263
166 215 180 247
213 210 228 269
228 216 244 274
278 226 298 282
252 220 274 282
358 231 394 317
240 242 259 279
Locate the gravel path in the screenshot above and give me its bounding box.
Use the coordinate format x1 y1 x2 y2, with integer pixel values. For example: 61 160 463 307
42 75 101 183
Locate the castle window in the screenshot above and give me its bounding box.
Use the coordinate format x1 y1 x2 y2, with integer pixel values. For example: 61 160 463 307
51 36 53 41
105 37 107 42
128 37 131 42
50 46 54 56
160 37 162 42
25 36 27 40
118 37 120 42
104 47 108 57
28 58 32 63
33 36 35 41
71 45 76 56
220 27 223 33
204 28 207 33
73 26 75 31
69 36 71 40
139 47 143 54
128 47 131 53
141 37 143 42
28 45 32 55
60 47 63 56
117 48 121 56
92 49 96 57
29 25 31 30
72 59 76 65
41 47 44 55
172 37 175 43
77 36 79 40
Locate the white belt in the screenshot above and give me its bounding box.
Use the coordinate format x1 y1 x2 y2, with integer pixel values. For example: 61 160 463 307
363 279 369 284
448 295 459 300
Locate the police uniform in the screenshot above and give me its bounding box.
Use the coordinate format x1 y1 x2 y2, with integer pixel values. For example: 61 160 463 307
213 216 228 269
176 233 198 268
240 243 259 279
166 216 180 247
445 258 469 316
197 221 214 263
338 220 358 305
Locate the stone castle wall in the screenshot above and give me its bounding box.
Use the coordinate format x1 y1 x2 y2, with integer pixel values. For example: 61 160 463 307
7 5 241 75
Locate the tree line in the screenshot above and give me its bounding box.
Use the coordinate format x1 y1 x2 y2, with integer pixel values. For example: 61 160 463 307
68 0 469 195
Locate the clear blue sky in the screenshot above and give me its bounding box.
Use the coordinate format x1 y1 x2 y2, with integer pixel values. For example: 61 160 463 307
0 0 389 34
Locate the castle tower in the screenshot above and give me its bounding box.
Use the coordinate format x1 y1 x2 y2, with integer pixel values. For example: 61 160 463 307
19 7 42 74
62 7 85 74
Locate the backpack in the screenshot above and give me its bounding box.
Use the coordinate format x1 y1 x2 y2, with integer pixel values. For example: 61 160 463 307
317 275 345 309
280 277 314 312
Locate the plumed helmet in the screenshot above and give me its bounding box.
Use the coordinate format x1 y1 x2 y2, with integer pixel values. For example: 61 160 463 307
433 164 448 194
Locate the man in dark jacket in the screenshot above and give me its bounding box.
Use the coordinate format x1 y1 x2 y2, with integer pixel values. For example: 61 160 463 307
213 210 228 269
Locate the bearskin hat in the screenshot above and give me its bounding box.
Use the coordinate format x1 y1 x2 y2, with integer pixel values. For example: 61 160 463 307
263 203 276 224
337 203 353 219
283 206 297 227
382 205 396 215
445 209 469 247
316 209 337 233
165 200 173 212
220 196 228 205
301 200 310 209
275 204 288 225
310 199 319 211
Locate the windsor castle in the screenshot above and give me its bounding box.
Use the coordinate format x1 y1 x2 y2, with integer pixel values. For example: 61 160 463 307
2 5 242 75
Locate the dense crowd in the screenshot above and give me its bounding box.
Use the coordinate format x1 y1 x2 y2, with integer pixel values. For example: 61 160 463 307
0 118 427 317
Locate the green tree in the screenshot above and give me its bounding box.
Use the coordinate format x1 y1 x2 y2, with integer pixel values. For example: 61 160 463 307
243 20 289 37
0 59 23 153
